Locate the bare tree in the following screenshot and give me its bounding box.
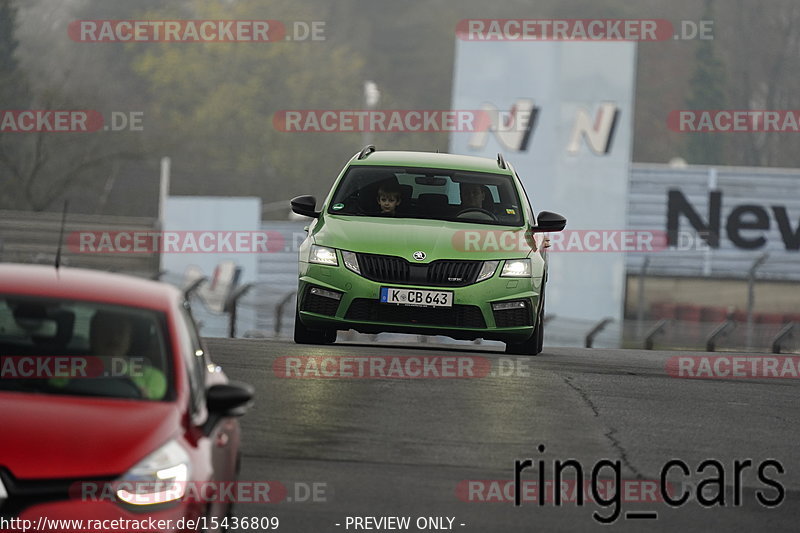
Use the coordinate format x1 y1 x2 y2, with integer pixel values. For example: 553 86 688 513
725 0 800 166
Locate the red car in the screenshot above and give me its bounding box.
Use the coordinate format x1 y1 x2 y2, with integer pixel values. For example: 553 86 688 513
0 264 253 532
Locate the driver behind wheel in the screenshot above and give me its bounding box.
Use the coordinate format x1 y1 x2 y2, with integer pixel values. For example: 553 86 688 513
89 311 167 400
460 182 486 209
457 183 496 221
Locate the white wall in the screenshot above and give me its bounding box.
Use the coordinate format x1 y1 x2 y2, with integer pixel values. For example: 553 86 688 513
449 40 637 324
163 197 261 336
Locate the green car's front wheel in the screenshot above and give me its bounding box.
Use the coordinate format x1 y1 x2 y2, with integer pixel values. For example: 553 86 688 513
294 306 337 345
504 320 542 355
504 292 544 356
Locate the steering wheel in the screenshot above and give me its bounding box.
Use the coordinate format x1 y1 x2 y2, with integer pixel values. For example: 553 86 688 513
455 208 499 221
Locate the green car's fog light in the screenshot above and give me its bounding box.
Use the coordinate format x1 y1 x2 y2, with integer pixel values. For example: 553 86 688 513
310 245 338 266
310 287 342 300
492 300 528 311
500 259 531 277
476 260 499 282
341 250 361 274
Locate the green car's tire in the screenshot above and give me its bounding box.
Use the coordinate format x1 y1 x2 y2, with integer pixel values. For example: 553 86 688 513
294 305 337 345
504 291 544 356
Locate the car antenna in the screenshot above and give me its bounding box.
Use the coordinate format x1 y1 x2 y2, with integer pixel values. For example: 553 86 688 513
54 199 69 270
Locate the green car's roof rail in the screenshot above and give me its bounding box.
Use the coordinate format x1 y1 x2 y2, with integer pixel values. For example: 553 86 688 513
358 144 376 160
497 153 506 169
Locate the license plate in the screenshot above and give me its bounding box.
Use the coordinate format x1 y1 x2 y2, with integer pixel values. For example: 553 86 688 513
380 287 453 308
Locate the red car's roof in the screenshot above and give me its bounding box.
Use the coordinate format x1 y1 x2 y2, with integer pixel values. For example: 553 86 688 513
0 263 180 311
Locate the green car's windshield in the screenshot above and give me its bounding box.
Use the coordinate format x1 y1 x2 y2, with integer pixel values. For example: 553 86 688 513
327 166 526 226
0 296 172 401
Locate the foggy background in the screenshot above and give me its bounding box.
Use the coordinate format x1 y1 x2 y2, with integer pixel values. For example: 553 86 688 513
2 0 799 217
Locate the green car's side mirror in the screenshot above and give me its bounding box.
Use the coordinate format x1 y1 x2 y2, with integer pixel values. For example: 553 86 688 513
531 211 567 232
291 195 320 218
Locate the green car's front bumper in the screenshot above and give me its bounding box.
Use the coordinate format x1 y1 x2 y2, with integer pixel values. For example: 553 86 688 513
297 258 542 342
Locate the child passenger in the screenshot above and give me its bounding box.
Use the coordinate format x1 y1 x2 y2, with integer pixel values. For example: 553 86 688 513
377 184 402 215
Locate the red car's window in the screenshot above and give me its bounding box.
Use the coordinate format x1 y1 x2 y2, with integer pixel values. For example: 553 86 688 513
0 296 172 401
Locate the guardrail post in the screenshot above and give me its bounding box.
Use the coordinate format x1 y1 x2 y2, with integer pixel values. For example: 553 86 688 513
644 319 670 350
746 253 768 348
226 283 253 338
636 257 650 337
274 291 297 337
771 323 796 354
706 320 736 352
585 318 613 348
183 277 206 300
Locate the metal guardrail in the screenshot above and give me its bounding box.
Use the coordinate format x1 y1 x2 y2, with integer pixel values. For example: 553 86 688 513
159 268 800 353
0 209 160 276
630 317 798 354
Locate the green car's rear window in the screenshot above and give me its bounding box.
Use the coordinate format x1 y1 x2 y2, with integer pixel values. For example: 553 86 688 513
327 166 525 226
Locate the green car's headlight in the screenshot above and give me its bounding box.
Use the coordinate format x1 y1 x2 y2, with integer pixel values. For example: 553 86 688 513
500 258 531 277
341 251 360 274
309 245 338 266
476 260 499 282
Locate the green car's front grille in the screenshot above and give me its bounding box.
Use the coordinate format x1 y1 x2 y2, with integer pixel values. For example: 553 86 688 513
357 253 410 282
428 260 483 285
356 253 482 287
345 299 486 328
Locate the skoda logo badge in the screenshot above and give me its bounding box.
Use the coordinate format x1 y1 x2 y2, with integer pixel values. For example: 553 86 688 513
412 251 426 261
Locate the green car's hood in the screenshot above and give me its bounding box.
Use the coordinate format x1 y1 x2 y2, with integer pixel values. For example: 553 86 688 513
313 215 537 261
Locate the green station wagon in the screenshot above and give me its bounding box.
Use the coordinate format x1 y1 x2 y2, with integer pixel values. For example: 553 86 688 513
290 146 566 354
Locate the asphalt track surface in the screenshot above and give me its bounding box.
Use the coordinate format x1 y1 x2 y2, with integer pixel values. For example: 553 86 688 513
204 338 800 532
